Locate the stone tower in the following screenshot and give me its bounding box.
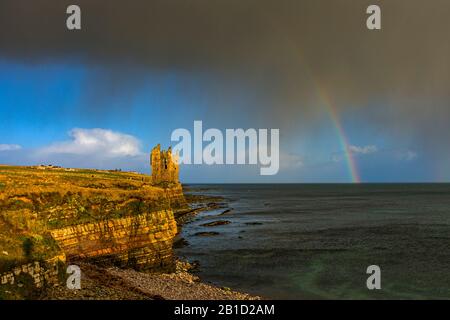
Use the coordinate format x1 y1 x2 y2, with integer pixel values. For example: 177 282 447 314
150 144 179 185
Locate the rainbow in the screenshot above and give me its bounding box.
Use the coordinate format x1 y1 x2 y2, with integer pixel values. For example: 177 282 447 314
315 86 361 183
287 46 361 182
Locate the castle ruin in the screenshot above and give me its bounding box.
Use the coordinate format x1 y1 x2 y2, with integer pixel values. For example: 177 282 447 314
150 144 179 185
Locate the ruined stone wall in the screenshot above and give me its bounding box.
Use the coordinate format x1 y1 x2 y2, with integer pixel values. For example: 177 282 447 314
150 144 179 185
0 260 61 289
50 209 178 271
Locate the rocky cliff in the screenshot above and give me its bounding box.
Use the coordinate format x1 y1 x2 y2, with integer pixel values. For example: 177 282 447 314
0 161 187 297
50 209 177 271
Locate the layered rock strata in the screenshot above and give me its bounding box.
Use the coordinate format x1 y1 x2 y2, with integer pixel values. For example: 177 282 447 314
50 209 178 271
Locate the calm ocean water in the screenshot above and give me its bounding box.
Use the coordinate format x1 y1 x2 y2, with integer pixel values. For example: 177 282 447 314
175 184 450 299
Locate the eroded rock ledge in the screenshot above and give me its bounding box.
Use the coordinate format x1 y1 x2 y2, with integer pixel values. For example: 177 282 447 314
51 209 178 271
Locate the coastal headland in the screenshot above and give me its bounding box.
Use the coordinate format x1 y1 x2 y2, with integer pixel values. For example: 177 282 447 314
0 146 259 300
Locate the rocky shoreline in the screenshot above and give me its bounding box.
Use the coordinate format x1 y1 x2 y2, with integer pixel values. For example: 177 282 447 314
43 260 259 300
42 188 260 300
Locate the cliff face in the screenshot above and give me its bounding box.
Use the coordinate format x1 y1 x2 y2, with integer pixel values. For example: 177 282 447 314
0 165 187 282
165 183 186 210
50 210 177 271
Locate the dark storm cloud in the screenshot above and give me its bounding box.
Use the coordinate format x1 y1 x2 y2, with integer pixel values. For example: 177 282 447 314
1 0 450 135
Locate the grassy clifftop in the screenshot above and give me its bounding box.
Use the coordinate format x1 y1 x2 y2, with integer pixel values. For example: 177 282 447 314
0 165 184 272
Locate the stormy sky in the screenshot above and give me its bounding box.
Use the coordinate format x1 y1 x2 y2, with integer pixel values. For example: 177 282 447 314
0 0 449 182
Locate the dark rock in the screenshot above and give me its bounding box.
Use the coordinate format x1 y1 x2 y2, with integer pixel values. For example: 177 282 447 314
244 222 263 226
173 237 190 248
200 220 231 227
194 232 220 237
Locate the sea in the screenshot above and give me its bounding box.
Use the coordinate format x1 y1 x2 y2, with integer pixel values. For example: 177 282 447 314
175 184 450 299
